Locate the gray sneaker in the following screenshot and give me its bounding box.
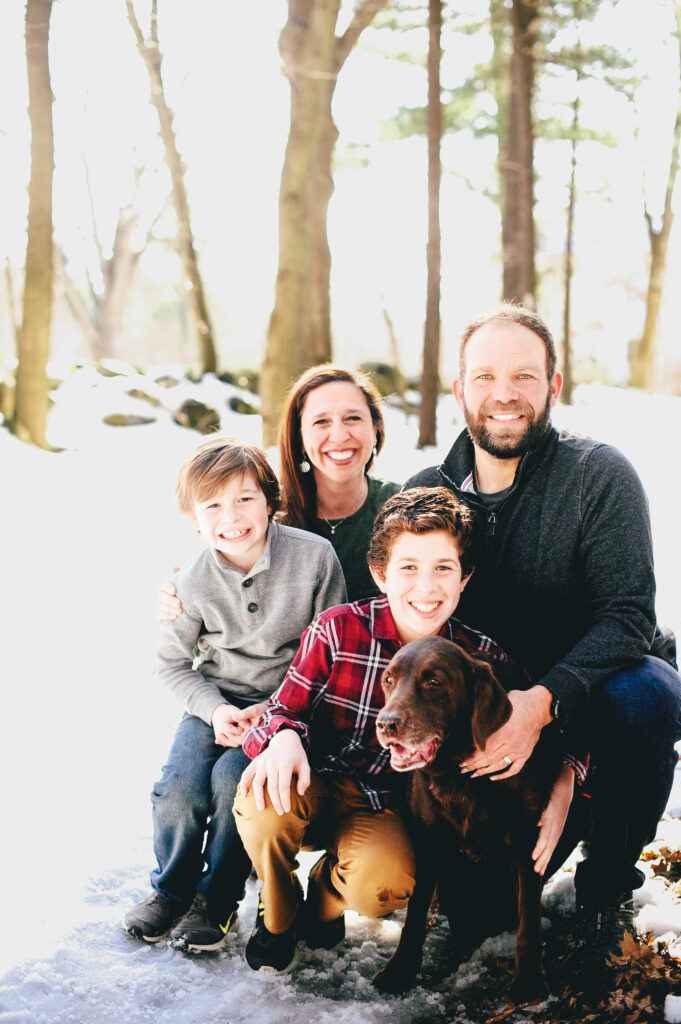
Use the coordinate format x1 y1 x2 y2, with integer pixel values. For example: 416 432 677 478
169 894 239 953
124 892 187 942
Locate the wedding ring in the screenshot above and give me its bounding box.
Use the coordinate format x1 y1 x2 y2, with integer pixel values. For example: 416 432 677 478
503 755 512 766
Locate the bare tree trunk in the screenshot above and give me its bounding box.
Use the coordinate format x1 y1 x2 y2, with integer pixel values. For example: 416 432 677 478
380 298 409 413
501 0 537 307
126 0 217 375
57 162 168 362
418 0 442 449
629 2 681 390
4 259 21 350
260 0 388 446
561 91 580 405
54 246 102 356
14 0 54 448
98 212 141 358
260 0 340 444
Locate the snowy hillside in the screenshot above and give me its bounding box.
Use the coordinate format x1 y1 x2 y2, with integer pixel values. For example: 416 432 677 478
1 370 680 1023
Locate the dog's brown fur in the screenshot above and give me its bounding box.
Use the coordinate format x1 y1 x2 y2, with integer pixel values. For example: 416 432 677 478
373 636 562 1005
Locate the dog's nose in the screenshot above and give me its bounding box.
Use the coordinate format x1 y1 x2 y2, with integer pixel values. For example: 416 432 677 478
376 710 403 735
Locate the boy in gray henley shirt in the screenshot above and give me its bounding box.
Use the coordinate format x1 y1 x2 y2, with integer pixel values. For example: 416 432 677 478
124 437 345 952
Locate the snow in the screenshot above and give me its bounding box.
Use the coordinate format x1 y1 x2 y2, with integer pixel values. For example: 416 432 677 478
1 370 680 1022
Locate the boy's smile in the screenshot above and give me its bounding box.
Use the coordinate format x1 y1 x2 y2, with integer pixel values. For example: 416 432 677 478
192 471 271 572
371 530 470 644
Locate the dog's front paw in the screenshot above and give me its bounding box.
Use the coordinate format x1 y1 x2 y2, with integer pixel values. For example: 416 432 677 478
373 954 420 994
508 967 549 1007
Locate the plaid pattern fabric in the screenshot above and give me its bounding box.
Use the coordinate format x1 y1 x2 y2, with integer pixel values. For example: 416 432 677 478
243 597 515 811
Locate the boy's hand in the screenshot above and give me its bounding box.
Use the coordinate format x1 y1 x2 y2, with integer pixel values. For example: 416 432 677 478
158 570 183 621
232 702 268 732
238 729 310 815
212 703 248 747
532 763 575 875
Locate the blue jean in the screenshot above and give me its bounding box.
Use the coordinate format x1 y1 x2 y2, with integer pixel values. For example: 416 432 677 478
150 713 251 918
547 656 681 902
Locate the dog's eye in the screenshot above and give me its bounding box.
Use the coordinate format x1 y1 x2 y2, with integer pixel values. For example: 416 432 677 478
384 674 393 686
422 677 440 689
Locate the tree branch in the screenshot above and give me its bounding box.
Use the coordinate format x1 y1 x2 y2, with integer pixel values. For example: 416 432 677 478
336 0 389 70
81 152 105 282
4 258 20 349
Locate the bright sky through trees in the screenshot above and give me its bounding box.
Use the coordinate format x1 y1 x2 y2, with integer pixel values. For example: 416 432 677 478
2 0 680 384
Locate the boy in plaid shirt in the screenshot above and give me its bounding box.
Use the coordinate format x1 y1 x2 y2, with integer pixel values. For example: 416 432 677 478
235 488 578 972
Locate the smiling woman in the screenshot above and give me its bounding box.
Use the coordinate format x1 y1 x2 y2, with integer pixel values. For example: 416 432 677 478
278 365 401 601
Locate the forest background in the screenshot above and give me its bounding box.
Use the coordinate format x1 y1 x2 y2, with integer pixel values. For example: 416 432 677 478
3 0 681 451
3 5 681 1021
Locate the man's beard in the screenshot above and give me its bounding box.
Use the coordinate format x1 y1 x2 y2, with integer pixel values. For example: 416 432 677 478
461 390 552 460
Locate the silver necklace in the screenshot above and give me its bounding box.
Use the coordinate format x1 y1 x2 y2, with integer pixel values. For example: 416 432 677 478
322 516 348 536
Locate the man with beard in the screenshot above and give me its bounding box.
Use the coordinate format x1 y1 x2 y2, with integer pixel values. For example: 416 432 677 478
405 304 681 968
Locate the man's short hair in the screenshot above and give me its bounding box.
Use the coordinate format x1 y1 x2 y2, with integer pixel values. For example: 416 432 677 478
459 303 557 381
367 487 475 580
176 436 281 518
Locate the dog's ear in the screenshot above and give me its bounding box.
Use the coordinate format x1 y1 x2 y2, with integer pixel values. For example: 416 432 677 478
468 656 512 751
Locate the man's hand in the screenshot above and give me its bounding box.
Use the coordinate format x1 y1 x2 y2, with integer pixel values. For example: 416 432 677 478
459 685 553 780
211 703 248 747
533 764 575 875
238 729 310 815
158 570 182 621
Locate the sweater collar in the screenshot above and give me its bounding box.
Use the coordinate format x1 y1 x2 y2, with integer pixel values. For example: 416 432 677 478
438 424 558 496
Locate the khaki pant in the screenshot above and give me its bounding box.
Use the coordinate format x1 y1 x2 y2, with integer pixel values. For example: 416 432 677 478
233 772 416 934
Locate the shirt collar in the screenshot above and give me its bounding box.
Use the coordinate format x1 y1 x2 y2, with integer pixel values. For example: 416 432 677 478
370 596 402 642
370 596 452 644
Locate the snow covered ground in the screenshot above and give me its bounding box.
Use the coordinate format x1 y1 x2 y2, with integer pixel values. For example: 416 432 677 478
1 369 680 1023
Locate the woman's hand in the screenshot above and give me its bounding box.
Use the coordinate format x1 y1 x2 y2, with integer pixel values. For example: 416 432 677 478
532 763 575 876
158 570 183 621
238 729 310 815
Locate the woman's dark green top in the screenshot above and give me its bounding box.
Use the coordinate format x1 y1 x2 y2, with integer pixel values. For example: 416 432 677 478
315 477 401 602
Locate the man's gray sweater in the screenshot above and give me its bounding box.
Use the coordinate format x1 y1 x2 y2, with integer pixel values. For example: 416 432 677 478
156 521 347 725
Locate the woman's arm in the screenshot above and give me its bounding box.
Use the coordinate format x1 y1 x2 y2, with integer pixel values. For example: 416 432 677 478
532 763 576 875
158 570 183 620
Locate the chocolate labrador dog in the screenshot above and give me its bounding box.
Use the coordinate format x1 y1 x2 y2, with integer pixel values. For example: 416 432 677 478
373 636 562 1005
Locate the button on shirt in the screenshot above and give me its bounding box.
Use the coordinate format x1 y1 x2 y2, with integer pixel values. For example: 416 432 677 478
156 522 347 725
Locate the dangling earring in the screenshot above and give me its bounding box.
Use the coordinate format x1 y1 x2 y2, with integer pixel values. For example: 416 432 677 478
372 446 377 457
300 453 311 473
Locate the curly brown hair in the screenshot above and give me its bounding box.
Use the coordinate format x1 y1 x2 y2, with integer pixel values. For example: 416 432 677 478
367 487 475 580
175 436 281 518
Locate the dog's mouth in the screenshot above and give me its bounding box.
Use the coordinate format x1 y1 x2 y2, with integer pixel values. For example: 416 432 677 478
382 736 441 772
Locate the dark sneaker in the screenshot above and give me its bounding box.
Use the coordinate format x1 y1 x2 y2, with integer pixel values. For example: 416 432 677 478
169 894 239 953
575 890 636 964
302 854 345 949
124 892 186 942
245 896 297 973
300 909 345 950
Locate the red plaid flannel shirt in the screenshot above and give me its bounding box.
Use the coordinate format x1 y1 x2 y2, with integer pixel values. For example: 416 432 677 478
243 596 519 811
